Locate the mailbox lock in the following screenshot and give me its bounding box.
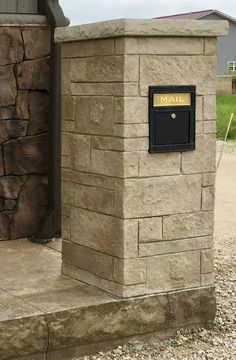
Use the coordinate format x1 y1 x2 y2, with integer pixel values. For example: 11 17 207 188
171 113 177 120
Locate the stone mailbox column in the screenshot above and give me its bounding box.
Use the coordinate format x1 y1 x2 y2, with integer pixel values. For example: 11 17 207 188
55 19 228 299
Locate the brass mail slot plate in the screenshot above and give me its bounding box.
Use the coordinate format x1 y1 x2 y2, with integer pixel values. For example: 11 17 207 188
153 93 191 107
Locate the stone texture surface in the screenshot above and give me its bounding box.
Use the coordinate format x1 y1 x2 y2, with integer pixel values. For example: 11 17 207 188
17 58 50 91
22 28 50 60
139 217 163 243
140 56 216 96
3 134 48 175
0 28 24 65
55 19 228 43
0 25 51 241
0 65 17 106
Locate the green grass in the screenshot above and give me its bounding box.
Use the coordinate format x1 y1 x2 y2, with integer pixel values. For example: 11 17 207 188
216 96 236 140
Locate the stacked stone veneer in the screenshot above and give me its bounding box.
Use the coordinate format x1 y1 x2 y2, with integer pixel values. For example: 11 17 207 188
57 20 227 298
0 22 50 240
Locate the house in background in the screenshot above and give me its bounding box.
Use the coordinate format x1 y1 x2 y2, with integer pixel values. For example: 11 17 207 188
156 9 236 75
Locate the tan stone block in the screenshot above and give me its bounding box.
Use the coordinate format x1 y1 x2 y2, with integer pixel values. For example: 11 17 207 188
61 155 71 169
146 251 201 293
62 95 76 120
62 120 75 132
62 216 71 240
61 59 71 95
62 240 114 280
62 38 115 58
201 273 214 286
70 134 91 172
163 212 214 240
115 37 204 55
196 122 203 134
202 187 215 211
201 249 214 274
61 169 114 190
71 82 139 96
203 95 216 120
71 55 138 82
139 236 213 257
75 96 114 136
124 138 149 151
117 175 201 218
62 204 71 218
114 124 149 138
113 258 146 285
114 97 148 124
203 121 216 134
70 207 138 258
91 136 124 151
202 173 215 187
62 181 114 215
182 134 216 174
196 96 203 121
140 56 216 96
139 217 162 243
205 38 217 55
139 152 181 177
91 149 139 177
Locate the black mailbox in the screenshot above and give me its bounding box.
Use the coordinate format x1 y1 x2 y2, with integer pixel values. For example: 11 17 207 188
149 85 196 153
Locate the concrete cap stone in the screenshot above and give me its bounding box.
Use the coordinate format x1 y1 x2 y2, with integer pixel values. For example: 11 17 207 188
0 14 48 27
55 19 229 43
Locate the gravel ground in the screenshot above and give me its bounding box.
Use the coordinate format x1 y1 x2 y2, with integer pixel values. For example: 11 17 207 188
79 143 236 360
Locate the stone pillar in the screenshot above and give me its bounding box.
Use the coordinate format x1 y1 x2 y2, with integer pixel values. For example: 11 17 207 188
0 15 50 240
56 19 228 298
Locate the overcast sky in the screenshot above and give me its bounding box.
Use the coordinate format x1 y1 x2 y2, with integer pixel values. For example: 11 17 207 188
59 0 235 25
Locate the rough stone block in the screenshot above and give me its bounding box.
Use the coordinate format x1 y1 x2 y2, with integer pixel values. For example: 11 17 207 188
62 240 114 280
139 152 181 177
0 148 4 176
62 95 76 120
62 215 71 240
114 97 148 124
201 273 214 286
139 236 213 257
140 56 216 96
0 28 23 65
62 38 114 58
22 28 51 60
62 120 75 133
61 169 114 190
205 38 217 55
115 37 204 55
182 134 216 174
123 138 149 151
28 92 49 135
203 95 216 120
116 175 201 218
139 217 163 243
114 124 148 138
3 134 48 175
62 133 90 171
91 136 123 151
113 258 146 285
202 187 215 211
0 106 15 120
10 175 48 239
15 91 29 119
201 249 214 274
203 121 216 134
4 199 16 211
163 212 214 240
0 120 28 143
0 176 26 199
17 58 50 91
70 207 138 258
146 251 200 293
71 55 138 82
0 212 10 240
62 59 71 95
202 173 215 187
91 149 139 177
71 82 138 96
75 96 114 135
0 65 17 106
62 180 114 215
196 96 203 121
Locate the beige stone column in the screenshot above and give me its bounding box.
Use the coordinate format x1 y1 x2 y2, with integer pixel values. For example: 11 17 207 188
55 19 228 298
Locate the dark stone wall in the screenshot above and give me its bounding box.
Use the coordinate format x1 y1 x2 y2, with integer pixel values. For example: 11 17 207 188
0 26 51 240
